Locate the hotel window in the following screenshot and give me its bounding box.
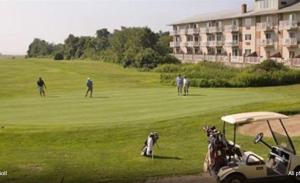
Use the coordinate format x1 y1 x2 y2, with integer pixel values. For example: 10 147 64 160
187 35 193 41
245 49 251 56
217 21 223 28
289 51 295 58
289 32 296 38
266 16 274 24
232 34 239 42
266 33 272 39
187 47 193 54
208 47 215 55
232 48 239 56
216 34 222 41
217 48 222 55
245 18 252 28
195 47 200 54
194 36 199 42
232 19 239 26
208 34 215 41
245 34 252 41
289 13 296 22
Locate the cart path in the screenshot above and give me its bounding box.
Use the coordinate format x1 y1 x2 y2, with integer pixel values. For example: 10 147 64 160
144 174 216 183
239 114 300 137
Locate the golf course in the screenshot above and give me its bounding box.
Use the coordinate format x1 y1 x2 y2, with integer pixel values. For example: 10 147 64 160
1 58 300 183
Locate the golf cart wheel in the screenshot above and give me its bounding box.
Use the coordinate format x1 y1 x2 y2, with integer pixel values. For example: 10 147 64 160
222 174 245 183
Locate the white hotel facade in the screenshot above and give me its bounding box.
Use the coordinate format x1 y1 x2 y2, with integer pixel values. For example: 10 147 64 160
170 0 300 65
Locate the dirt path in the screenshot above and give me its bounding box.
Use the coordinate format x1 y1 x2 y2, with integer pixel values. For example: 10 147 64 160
145 174 216 183
239 114 300 137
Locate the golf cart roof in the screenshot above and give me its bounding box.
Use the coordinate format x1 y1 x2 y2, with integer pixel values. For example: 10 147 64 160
221 112 288 125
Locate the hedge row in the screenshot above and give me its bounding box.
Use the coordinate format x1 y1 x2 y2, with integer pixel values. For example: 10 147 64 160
157 60 300 87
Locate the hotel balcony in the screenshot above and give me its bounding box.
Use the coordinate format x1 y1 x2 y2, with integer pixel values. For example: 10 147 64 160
200 42 208 47
179 29 188 35
257 22 274 32
187 28 200 35
170 30 179 36
208 26 223 33
225 40 239 47
259 39 274 47
207 41 216 47
200 27 209 34
283 38 298 48
170 41 180 47
224 25 239 32
216 40 224 46
279 20 298 31
187 41 200 47
180 42 188 47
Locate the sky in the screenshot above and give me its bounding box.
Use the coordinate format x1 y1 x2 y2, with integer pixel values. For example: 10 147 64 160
0 0 252 55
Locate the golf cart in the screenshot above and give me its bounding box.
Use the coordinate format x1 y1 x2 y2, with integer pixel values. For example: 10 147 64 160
206 112 300 183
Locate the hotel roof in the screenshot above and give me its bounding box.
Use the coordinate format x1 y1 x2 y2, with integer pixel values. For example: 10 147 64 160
170 2 300 25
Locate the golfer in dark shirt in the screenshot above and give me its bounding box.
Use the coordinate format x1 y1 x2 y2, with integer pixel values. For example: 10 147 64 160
37 77 46 97
85 78 93 98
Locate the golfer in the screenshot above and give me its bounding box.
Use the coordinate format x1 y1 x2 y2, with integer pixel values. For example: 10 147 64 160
176 74 183 96
37 77 46 97
183 76 190 96
85 78 93 98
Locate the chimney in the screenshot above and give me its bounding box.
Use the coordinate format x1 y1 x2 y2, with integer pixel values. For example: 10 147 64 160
241 4 247 14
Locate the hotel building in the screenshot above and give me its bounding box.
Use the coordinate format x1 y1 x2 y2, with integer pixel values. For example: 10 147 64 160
169 0 300 65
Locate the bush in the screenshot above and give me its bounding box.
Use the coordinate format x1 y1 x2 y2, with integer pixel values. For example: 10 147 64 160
158 61 300 88
251 60 287 72
54 53 64 60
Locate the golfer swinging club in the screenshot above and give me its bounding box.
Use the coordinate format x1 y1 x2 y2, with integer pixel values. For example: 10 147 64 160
85 78 93 98
37 77 46 97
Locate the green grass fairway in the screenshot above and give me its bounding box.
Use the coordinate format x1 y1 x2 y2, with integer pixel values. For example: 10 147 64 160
1 59 300 183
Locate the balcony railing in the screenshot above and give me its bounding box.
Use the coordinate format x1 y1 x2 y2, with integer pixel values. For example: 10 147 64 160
257 22 274 31
187 41 200 47
284 38 298 47
207 41 216 47
170 30 179 36
180 42 188 47
200 27 209 33
171 54 300 67
279 20 298 31
179 29 188 35
170 41 180 47
200 42 208 47
225 40 239 47
187 28 200 35
208 26 223 33
259 39 274 47
224 25 239 32
216 40 224 46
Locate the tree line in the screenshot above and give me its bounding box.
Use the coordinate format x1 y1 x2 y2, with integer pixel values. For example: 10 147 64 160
27 27 179 69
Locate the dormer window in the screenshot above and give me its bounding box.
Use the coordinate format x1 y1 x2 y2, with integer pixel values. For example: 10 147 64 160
255 0 277 11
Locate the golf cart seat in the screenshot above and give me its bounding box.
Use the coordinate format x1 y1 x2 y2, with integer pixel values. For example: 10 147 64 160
242 151 265 165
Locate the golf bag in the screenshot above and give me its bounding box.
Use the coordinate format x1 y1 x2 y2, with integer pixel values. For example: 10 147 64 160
141 132 159 157
203 126 228 174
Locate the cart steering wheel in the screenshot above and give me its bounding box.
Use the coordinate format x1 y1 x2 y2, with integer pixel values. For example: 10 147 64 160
254 133 264 144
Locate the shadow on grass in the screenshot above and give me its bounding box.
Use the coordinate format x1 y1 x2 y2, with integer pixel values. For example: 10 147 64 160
47 95 60 98
186 94 206 97
278 110 300 115
152 155 182 160
89 96 110 99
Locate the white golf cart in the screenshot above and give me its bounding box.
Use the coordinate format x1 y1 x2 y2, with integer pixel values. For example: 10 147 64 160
213 112 300 183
